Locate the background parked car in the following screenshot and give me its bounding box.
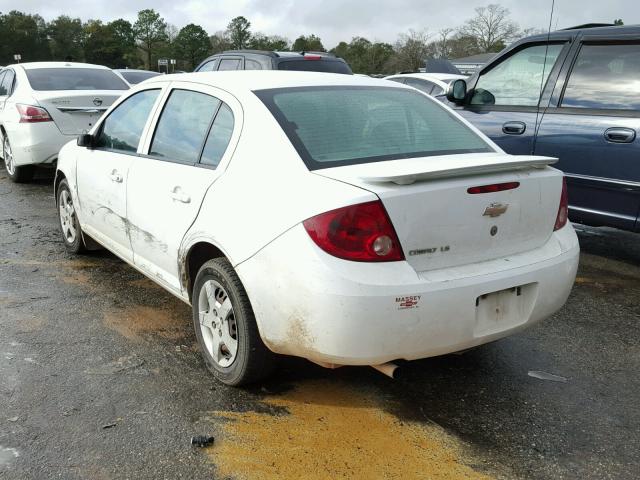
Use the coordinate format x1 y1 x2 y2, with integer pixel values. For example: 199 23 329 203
385 73 467 96
0 62 129 182
55 71 577 386
114 69 162 86
194 50 353 74
445 24 640 232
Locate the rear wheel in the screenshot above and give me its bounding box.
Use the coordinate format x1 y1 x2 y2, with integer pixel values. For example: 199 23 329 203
57 179 86 254
192 258 275 386
2 134 34 183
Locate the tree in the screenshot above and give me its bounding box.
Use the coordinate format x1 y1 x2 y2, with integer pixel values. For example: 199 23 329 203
210 31 233 54
173 24 211 70
331 37 393 74
385 30 433 73
292 34 325 52
83 19 137 68
48 15 85 61
433 28 455 58
459 4 519 53
108 19 138 67
0 11 50 64
133 9 168 69
446 33 482 59
226 16 251 49
613 19 624 26
248 33 289 51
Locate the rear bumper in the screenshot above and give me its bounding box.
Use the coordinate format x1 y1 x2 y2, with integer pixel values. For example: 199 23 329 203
237 224 579 366
4 122 75 167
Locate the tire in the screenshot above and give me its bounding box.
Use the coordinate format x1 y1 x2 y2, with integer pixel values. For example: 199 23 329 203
56 179 86 254
192 258 275 386
2 133 34 183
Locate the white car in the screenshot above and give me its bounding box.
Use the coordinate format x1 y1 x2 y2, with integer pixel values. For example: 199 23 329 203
0 62 129 182
385 73 467 96
114 69 162 86
54 71 579 386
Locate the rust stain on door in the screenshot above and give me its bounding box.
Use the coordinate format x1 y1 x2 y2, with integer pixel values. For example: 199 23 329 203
208 380 494 480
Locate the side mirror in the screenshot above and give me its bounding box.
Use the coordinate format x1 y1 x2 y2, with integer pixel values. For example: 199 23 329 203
77 133 94 148
446 79 467 104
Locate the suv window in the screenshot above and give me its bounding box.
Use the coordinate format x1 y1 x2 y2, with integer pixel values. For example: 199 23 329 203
471 43 563 106
201 103 234 168
218 58 242 71
0 70 15 96
150 89 221 163
95 89 160 152
277 60 352 74
561 43 640 110
245 59 263 70
197 59 218 72
404 78 436 95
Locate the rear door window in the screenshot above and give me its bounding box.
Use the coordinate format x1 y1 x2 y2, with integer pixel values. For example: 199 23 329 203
95 89 160 152
25 68 129 91
218 58 242 71
149 89 221 163
0 70 15 95
561 43 640 110
0 71 7 96
200 104 234 168
471 44 564 106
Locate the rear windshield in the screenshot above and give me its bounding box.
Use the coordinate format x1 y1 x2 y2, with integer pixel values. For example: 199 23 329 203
119 71 160 85
256 86 492 169
277 60 352 75
25 68 129 91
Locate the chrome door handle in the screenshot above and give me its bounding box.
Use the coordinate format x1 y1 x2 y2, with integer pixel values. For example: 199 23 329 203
604 127 636 144
502 121 526 135
110 170 123 183
169 188 191 204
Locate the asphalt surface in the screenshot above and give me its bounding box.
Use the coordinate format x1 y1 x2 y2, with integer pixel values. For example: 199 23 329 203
1 167 638 479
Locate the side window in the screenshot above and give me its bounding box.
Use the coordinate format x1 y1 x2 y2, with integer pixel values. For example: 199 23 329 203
95 89 160 152
245 59 263 70
387 77 406 84
1 70 15 95
0 71 7 96
150 89 220 163
218 58 242 71
561 43 640 110
432 85 445 96
471 43 564 106
197 59 218 72
404 78 435 95
200 103 234 168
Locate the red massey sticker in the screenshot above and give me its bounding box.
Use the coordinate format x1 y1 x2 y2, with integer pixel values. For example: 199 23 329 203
396 295 421 310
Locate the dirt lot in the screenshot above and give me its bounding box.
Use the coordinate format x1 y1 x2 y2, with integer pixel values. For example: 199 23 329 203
1 169 639 479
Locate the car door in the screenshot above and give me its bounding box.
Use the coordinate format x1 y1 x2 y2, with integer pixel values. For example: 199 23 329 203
126 83 238 294
535 39 640 231
456 41 570 155
75 88 162 261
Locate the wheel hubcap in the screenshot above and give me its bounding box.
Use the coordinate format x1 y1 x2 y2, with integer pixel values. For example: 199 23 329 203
59 189 77 244
3 137 15 175
198 280 238 367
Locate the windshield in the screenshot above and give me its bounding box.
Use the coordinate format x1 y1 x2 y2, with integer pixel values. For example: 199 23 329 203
256 86 492 169
25 68 129 91
120 71 161 85
277 60 352 75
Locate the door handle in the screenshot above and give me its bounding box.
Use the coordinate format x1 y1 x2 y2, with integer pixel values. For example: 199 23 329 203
502 121 526 135
169 188 191 204
604 127 636 144
109 170 123 183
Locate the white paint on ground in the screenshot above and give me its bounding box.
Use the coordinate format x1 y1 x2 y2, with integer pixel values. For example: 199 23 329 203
0 446 19 466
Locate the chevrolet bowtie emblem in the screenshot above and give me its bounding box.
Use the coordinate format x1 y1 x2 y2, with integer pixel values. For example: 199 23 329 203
483 203 509 217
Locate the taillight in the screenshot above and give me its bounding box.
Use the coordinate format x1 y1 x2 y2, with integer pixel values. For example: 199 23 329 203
304 55 322 60
554 177 569 231
303 200 404 262
17 104 52 123
467 182 520 194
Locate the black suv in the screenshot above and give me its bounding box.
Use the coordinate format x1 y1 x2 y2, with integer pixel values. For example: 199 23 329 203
194 50 353 74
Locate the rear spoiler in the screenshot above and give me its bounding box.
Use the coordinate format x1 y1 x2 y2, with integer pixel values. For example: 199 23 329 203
359 155 558 185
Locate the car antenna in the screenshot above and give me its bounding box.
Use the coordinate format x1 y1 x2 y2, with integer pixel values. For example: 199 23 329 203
532 0 555 154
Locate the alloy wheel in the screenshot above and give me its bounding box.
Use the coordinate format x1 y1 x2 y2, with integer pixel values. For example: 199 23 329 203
198 280 239 367
58 189 78 244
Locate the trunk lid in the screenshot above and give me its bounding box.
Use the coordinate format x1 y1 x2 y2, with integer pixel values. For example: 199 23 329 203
33 91 122 135
313 153 562 272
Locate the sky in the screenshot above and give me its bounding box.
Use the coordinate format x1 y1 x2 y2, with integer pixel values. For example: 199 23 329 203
4 0 639 48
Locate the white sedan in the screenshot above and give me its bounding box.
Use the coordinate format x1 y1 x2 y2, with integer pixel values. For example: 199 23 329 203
0 62 129 182
55 71 579 385
385 73 467 96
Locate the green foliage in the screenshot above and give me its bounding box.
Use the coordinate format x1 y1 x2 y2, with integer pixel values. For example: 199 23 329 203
84 19 137 68
133 9 168 69
330 37 393 74
248 33 289 51
226 16 251 49
48 15 85 61
0 11 50 64
173 24 211 70
613 19 624 26
292 34 325 52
